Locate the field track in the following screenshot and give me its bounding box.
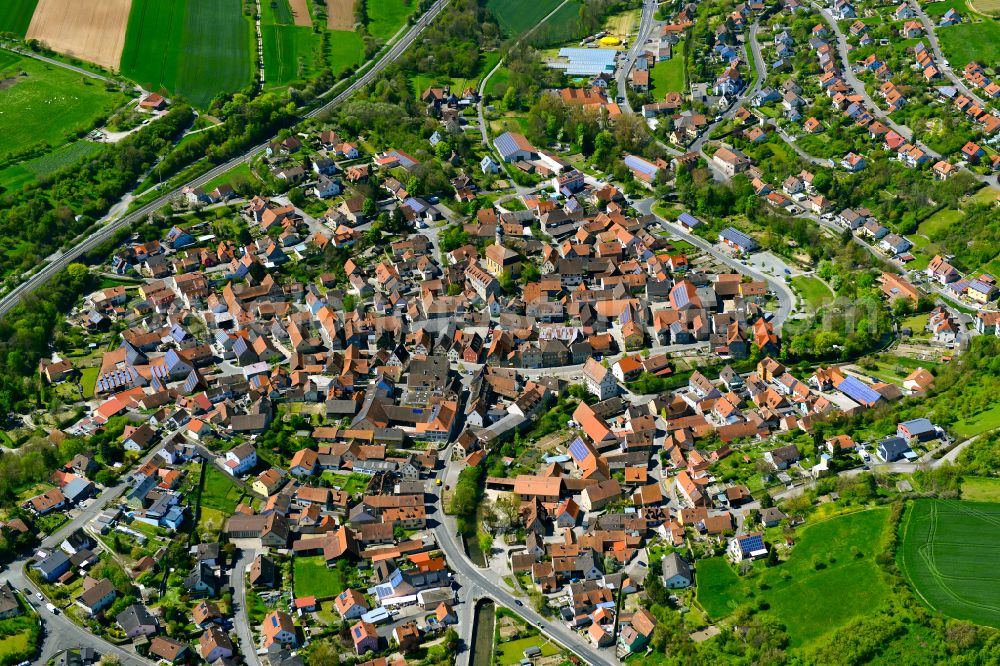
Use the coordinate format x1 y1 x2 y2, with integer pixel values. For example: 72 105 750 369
289 0 313 26
327 0 355 30
26 0 132 70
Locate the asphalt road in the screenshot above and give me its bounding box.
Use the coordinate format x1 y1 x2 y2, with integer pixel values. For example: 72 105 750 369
0 443 170 666
429 472 620 666
230 547 261 665
908 0 986 108
615 0 659 115
0 0 453 320
634 197 796 328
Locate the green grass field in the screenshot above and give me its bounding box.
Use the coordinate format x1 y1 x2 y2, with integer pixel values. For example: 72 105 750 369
923 0 969 16
900 499 1000 628
952 404 1000 438
961 477 1000 502
203 160 260 192
0 0 38 37
263 25 316 85
327 30 366 74
121 0 253 107
0 55 124 161
697 508 891 646
650 49 685 98
791 275 834 310
497 635 559 665
0 140 102 192
937 20 1000 66
918 208 963 238
368 0 414 40
293 555 348 598
486 0 562 36
200 464 244 514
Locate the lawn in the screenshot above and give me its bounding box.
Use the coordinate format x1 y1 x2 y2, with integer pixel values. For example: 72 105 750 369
650 50 686 99
322 472 371 495
697 508 892 646
198 507 227 533
496 635 559 665
936 20 1000 66
199 464 244 514
79 366 99 398
695 556 744 619
900 499 1000 628
368 0 414 41
918 208 963 238
0 0 38 36
960 477 1000 502
203 160 259 192
0 55 124 161
293 555 348 599
327 29 366 74
121 0 253 108
486 0 562 36
791 275 833 310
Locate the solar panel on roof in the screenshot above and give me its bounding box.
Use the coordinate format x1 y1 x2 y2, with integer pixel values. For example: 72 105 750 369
569 437 589 462
836 376 881 405
678 212 702 227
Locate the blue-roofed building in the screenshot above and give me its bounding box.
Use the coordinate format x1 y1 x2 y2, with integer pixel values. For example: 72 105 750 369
480 155 499 174
836 375 882 407
719 227 759 254
897 418 938 442
33 550 71 582
878 436 911 462
493 132 538 163
677 212 703 230
623 154 661 184
164 226 195 250
728 532 767 562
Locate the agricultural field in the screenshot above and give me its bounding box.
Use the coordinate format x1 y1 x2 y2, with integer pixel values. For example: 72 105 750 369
261 0 320 86
0 0 38 37
650 49 686 99
486 0 562 36
327 0 355 30
120 0 253 107
968 0 1000 16
368 0 415 41
0 140 101 193
899 499 1000 628
0 54 125 161
696 508 892 646
936 20 1000 66
26 0 132 71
